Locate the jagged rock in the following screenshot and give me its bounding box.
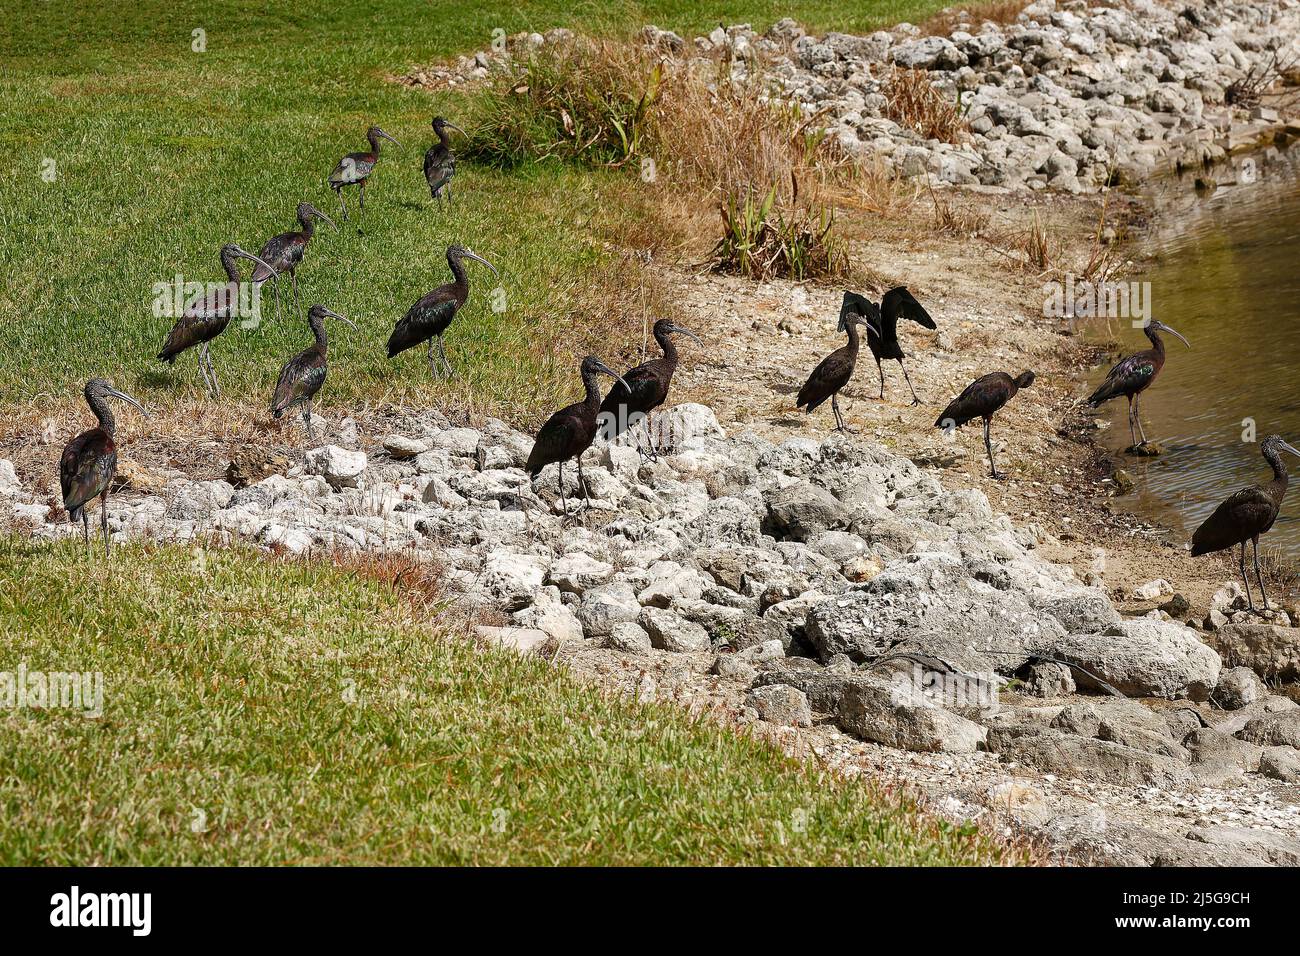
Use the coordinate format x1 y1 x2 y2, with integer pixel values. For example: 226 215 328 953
713 654 759 682
1133 578 1174 600
574 582 642 638
1259 746 1300 782
0 459 20 497
305 445 367 489
1035 591 1121 633
1186 825 1300 866
474 625 552 656
1237 710 1300 749
1214 666 1265 710
746 684 812 727
641 607 711 653
1207 623 1300 683
1051 702 1100 737
1051 619 1221 700
762 481 850 541
382 435 428 459
512 590 583 642
605 622 653 654
547 553 614 595
996 730 1194 788
1182 727 1259 784
226 448 290 489
1022 661 1075 697
483 550 547 611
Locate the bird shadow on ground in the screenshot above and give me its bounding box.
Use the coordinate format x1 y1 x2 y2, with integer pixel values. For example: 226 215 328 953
138 369 178 390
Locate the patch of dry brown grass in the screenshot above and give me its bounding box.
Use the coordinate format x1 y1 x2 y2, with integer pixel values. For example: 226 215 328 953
920 1 1034 35
882 66 968 144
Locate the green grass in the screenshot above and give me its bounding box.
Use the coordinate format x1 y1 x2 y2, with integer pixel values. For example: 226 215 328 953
0 0 964 420
0 537 1015 865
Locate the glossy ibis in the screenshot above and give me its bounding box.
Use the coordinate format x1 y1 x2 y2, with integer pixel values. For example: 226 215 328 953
327 126 401 225
797 296 879 432
424 116 465 208
387 244 499 378
252 202 336 320
1191 435 1300 613
60 378 148 557
271 305 357 439
935 370 1036 479
598 319 703 460
862 286 937 405
1086 319 1190 449
158 244 278 397
526 356 631 515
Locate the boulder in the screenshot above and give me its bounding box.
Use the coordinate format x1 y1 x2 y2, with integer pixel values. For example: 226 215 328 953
1213 666 1264 710
1237 710 1300 749
1051 620 1221 700
746 684 813 727
1207 623 1300 683
1259 746 1300 782
575 582 642 638
641 607 711 653
474 625 552 656
304 445 367 489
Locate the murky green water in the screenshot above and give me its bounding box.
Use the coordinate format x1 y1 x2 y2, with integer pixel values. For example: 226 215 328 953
1087 148 1300 556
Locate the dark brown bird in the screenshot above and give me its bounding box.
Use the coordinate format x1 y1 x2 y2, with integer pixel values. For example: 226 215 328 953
527 356 630 515
60 378 148 557
387 244 499 378
251 202 336 320
864 286 937 405
271 305 356 438
935 370 1036 479
1191 435 1300 613
598 319 702 460
424 116 465 207
158 243 278 397
797 296 879 432
1086 319 1190 449
327 126 401 225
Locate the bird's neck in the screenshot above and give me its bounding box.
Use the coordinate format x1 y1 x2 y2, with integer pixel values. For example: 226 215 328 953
448 254 469 292
368 133 382 154
88 393 115 435
436 127 451 147
845 321 862 350
1146 327 1165 356
1265 446 1290 485
655 329 678 365
299 213 315 237
581 369 603 410
310 316 328 353
220 250 241 282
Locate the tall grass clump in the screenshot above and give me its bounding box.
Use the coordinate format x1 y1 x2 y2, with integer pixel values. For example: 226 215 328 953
882 66 969 144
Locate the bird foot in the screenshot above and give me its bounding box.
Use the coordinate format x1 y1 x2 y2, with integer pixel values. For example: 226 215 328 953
909 397 921 407
1125 442 1164 457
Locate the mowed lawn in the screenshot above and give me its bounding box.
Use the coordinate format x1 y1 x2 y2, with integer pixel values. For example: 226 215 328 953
0 537 1017 865
0 0 963 420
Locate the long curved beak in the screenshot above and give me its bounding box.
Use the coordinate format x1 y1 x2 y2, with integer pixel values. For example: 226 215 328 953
594 360 631 396
446 122 466 137
321 307 357 331
106 387 149 418
378 129 402 147
1162 324 1191 349
233 247 279 278
666 324 703 346
311 207 338 232
462 249 500 280
1280 440 1300 459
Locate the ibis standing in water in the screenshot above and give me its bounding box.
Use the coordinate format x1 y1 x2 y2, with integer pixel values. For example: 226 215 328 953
328 126 402 225
387 244 499 378
158 244 278 397
599 319 703 460
60 378 148 557
935 370 1036 479
526 356 631 515
251 203 336 320
866 286 937 405
796 295 879 432
1191 435 1300 613
271 305 356 438
424 116 465 208
1086 319 1190 450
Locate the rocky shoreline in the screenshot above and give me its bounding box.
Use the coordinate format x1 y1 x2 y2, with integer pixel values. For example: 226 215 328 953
401 0 1300 193
4 399 1299 864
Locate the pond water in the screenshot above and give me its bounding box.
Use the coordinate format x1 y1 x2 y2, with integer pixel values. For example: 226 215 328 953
1086 147 1300 557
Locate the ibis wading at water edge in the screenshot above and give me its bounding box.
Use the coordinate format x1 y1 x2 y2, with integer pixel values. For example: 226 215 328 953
1191 435 1300 613
1086 319 1190 450
60 379 149 557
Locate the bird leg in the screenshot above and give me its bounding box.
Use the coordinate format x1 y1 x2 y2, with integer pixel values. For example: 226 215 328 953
426 339 441 378
898 359 921 406
577 454 592 506
202 343 220 399
1238 541 1256 612
291 271 301 319
334 186 350 222
358 181 366 219
302 400 315 440
1253 535 1270 613
197 348 213 396
984 416 1001 479
100 491 110 559
437 336 454 378
637 413 660 464
1125 395 1138 449
876 358 885 400
81 508 89 549
1134 393 1149 446
831 392 849 433
557 462 568 517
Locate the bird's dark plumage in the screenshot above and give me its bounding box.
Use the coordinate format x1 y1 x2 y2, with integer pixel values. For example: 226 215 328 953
1190 435 1300 612
424 117 463 204
798 299 876 430
936 370 1035 478
271 305 353 431
841 286 936 404
1086 320 1190 448
328 126 401 222
387 244 498 377
599 320 702 447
